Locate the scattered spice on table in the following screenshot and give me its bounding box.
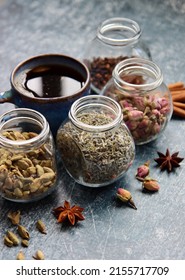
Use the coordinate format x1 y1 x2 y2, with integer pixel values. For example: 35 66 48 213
135 160 150 181
53 200 85 225
36 220 47 234
7 210 21 225
6 231 20 246
16 250 25 260
116 188 137 210
21 239 29 247
17 224 30 240
154 148 184 172
32 250 45 260
142 177 160 192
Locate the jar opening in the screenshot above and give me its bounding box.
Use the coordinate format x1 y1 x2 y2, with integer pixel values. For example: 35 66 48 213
0 108 49 149
97 17 141 46
69 95 123 131
113 57 163 92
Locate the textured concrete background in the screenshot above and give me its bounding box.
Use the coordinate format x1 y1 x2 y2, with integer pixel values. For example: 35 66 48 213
0 0 185 260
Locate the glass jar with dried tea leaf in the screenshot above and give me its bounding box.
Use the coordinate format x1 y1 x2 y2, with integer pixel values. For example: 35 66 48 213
56 95 135 187
0 108 57 202
83 17 151 94
101 57 173 145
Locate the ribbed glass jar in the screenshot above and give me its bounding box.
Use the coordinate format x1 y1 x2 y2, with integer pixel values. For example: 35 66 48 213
83 17 151 94
0 108 57 202
57 95 135 187
101 57 173 145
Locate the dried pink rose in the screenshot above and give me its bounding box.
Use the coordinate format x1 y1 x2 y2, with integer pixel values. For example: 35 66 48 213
127 110 144 121
116 188 137 210
142 177 160 192
135 161 150 181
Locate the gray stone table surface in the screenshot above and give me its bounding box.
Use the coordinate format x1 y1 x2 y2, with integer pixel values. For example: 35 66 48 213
0 0 185 260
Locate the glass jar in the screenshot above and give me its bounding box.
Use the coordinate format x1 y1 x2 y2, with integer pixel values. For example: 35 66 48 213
56 95 135 187
0 108 57 202
101 57 173 145
83 17 151 94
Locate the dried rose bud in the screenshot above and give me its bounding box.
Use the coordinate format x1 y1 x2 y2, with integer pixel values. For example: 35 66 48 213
126 120 139 130
157 97 168 108
116 188 137 210
137 117 150 129
119 99 133 109
152 122 161 134
142 177 160 192
128 110 144 121
151 109 161 118
135 161 150 181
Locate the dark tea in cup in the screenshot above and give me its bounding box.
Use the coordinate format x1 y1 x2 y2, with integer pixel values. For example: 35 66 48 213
0 54 90 136
18 64 85 98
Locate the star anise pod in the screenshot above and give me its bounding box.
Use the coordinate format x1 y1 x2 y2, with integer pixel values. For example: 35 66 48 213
154 149 184 172
53 200 85 225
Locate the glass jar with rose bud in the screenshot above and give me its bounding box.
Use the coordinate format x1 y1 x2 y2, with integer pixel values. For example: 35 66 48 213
83 17 151 94
101 57 173 145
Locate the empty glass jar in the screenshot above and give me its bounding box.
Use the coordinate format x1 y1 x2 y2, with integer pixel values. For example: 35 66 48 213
57 95 135 187
0 108 57 202
83 17 151 94
101 57 173 145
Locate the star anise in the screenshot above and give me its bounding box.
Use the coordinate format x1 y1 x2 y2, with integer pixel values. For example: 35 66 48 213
154 149 184 172
53 200 85 225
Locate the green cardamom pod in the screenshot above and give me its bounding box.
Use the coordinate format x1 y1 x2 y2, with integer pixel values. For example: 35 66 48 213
16 251 25 260
33 250 45 260
17 225 30 240
36 220 47 234
21 239 29 247
7 231 20 246
4 235 14 247
7 210 21 225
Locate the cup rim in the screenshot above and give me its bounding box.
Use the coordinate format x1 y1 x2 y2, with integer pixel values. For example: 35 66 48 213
10 53 90 102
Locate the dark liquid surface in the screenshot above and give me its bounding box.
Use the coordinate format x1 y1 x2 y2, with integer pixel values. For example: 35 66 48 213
23 64 85 98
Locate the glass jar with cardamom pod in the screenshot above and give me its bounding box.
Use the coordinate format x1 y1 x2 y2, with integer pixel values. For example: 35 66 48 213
83 17 151 94
101 57 173 145
56 95 135 187
0 108 57 202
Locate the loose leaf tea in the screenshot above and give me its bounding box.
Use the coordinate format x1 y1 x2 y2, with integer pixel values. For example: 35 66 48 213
87 56 129 91
57 111 135 185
